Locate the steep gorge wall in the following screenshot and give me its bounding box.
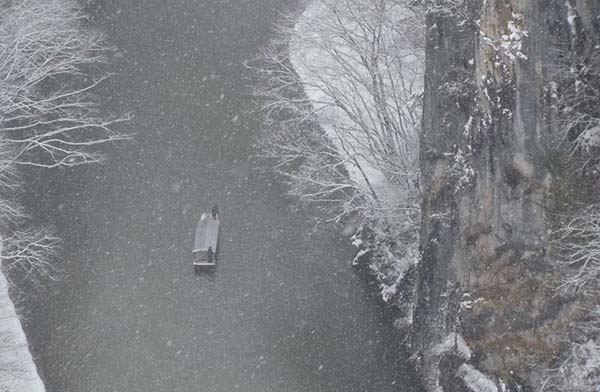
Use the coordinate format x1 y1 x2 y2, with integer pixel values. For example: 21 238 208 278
413 0 600 390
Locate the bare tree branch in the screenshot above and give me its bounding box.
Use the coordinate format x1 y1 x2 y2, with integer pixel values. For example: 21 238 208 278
0 0 132 169
552 206 600 294
253 0 423 223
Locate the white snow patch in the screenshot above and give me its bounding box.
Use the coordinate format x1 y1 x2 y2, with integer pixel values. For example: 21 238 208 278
350 231 363 249
0 271 45 392
452 148 476 191
576 126 600 151
499 15 528 61
460 296 484 311
456 364 498 392
371 241 418 302
430 332 472 360
352 248 370 266
464 116 474 137
566 1 578 45
481 13 528 62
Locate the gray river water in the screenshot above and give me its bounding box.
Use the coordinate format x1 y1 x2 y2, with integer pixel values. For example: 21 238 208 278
19 0 420 391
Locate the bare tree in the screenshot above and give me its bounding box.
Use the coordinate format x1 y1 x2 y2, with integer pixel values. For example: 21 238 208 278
552 206 600 293
0 0 128 285
0 226 59 285
546 36 600 173
255 0 423 222
254 0 424 313
0 0 127 389
263 119 368 222
0 330 25 392
0 0 131 169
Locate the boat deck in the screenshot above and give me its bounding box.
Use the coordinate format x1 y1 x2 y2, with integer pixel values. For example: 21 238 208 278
193 212 219 267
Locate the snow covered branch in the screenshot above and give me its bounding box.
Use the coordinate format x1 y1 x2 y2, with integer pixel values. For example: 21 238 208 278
0 0 131 168
0 0 128 284
254 0 423 222
1 227 60 285
548 42 600 172
552 206 600 293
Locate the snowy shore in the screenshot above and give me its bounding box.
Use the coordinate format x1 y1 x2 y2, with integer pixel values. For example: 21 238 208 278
290 1 400 205
288 0 423 305
0 270 45 392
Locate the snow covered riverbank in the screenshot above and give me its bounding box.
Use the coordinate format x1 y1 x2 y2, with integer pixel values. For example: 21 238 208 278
0 270 45 392
287 0 423 307
289 0 423 206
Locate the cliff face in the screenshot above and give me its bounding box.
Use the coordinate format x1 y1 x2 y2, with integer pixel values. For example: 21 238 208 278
413 0 600 390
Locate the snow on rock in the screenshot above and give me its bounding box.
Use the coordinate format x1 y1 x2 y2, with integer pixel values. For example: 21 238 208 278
370 240 418 302
460 293 484 311
456 364 498 392
576 126 600 151
350 230 363 249
0 271 45 392
566 0 578 48
481 13 528 63
430 332 472 361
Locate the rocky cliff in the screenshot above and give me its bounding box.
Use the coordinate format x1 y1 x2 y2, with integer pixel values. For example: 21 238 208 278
413 0 600 390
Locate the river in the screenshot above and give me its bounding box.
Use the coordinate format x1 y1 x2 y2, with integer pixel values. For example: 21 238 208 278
18 0 420 391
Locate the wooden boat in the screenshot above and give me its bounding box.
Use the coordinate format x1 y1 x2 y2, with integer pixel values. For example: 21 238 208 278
193 205 219 270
